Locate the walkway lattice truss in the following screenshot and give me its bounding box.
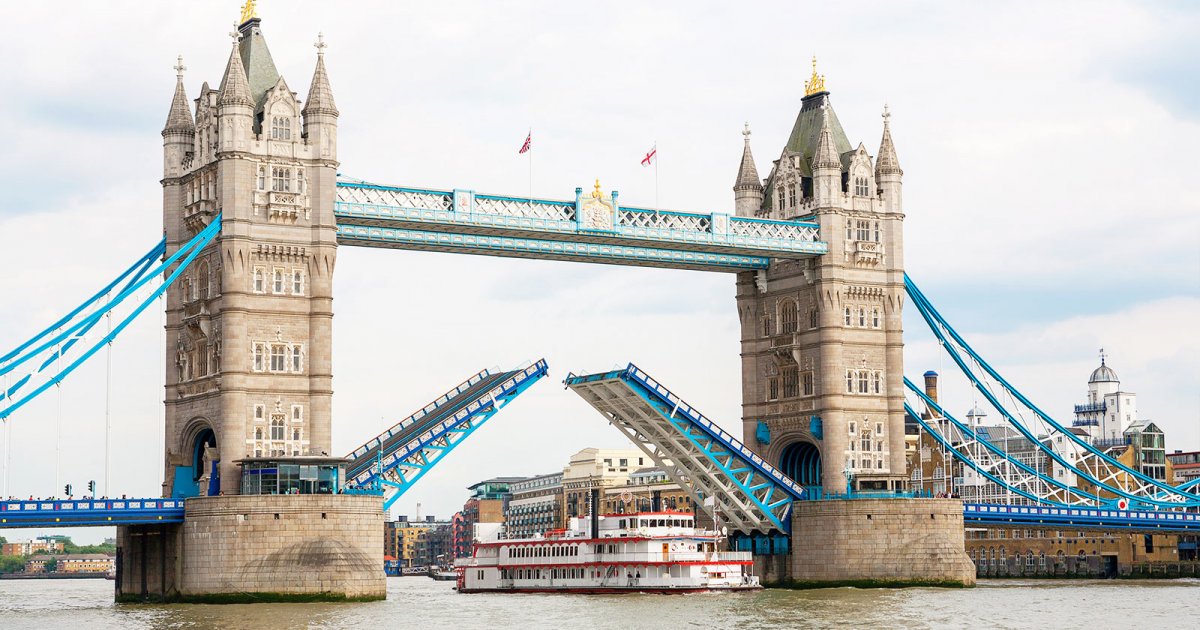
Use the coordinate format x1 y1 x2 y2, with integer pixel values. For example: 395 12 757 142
333 180 827 271
566 365 804 534
345 360 548 510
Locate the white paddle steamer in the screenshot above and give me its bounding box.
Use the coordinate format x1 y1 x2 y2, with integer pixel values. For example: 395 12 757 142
456 511 760 593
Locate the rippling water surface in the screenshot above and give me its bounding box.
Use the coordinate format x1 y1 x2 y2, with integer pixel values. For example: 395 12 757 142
0 577 1197 629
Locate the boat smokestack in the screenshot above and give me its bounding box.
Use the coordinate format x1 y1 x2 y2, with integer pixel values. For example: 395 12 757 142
590 488 600 539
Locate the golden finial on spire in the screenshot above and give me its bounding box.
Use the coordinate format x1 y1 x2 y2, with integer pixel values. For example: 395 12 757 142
240 0 258 25
804 55 826 96
592 178 604 199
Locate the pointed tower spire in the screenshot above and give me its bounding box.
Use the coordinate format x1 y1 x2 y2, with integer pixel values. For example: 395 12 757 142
302 33 339 118
163 55 195 135
812 112 842 171
876 104 902 176
218 28 254 108
876 104 903 214
733 122 764 216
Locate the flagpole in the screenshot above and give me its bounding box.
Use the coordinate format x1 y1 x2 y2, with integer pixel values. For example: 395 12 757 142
654 141 659 212
528 127 533 202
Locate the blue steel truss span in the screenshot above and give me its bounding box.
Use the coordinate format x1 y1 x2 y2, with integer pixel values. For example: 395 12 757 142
0 498 184 528
345 360 549 510
565 364 804 534
333 180 827 271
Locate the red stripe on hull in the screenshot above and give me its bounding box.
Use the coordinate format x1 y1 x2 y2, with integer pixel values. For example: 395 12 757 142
457 586 761 595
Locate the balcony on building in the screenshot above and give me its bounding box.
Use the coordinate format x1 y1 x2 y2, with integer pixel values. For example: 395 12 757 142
1074 402 1106 414
237 456 348 495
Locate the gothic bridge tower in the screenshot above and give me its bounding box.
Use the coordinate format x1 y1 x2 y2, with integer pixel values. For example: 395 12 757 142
159 12 339 496
735 61 906 495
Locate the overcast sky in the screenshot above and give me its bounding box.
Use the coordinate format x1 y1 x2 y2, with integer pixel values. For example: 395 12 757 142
0 1 1196 542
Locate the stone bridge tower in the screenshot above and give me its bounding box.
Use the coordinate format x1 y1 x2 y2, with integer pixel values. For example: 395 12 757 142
736 63 906 495
159 14 339 496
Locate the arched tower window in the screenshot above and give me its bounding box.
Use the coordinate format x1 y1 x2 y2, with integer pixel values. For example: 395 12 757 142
844 307 852 326
270 417 285 441
197 261 210 301
872 308 880 328
271 116 292 140
779 300 798 334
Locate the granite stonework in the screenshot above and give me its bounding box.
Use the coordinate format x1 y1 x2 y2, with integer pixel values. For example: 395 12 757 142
160 16 339 498
117 495 385 602
785 498 976 587
735 87 907 496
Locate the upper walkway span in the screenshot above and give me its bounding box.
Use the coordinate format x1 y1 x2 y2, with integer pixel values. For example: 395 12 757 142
333 179 827 271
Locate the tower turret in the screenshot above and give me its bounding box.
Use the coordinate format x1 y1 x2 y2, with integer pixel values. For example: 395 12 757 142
876 104 903 214
811 112 842 206
216 32 254 153
162 56 195 179
302 33 339 161
733 122 763 217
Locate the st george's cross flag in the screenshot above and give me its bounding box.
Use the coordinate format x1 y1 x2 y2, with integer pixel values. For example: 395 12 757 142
641 145 657 166
519 131 531 154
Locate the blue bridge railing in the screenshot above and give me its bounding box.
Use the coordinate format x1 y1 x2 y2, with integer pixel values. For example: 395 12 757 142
0 498 185 528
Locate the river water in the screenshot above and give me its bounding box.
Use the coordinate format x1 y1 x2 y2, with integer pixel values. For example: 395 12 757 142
0 576 1196 629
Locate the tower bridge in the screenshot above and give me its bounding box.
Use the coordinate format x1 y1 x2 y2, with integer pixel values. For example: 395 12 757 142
2 6 1196 600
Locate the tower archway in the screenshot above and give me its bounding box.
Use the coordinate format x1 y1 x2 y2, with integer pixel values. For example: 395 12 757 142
780 440 821 488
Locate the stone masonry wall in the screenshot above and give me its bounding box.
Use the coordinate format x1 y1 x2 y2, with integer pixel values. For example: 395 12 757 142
179 494 385 599
790 498 976 586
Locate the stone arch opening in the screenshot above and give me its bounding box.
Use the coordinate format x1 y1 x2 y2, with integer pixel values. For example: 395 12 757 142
780 440 821 488
172 418 218 498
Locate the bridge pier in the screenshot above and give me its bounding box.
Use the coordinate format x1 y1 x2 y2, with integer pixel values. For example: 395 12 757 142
117 495 385 603
780 498 975 588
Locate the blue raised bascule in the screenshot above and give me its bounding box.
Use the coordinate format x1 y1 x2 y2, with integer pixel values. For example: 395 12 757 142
344 360 550 510
565 364 805 545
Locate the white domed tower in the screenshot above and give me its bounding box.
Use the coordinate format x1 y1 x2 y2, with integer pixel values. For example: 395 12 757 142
1072 350 1137 444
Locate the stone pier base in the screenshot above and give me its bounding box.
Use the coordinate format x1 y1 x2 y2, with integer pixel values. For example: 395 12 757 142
117 494 385 602
781 498 976 588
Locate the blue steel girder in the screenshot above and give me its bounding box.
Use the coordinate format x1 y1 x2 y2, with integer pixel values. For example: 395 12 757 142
345 360 549 510
565 364 804 535
333 180 827 272
964 503 1200 533
0 498 185 528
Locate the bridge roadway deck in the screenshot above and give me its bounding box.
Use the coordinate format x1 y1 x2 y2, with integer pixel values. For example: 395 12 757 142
344 370 517 481
0 498 184 528
964 503 1200 532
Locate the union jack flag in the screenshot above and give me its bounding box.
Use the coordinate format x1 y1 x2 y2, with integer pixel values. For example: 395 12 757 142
519 131 531 154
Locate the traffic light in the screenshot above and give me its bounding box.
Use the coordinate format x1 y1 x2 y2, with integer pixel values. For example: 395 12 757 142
88 480 96 496
64 484 72 497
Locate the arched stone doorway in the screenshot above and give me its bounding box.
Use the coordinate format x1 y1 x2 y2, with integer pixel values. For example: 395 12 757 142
172 420 218 498
780 440 821 489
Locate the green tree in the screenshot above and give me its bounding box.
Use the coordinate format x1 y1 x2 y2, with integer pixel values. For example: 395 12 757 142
0 555 25 574
0 535 8 544
43 557 58 573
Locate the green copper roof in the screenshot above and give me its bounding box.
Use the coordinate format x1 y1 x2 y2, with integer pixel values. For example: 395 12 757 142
238 19 280 112
783 92 852 177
